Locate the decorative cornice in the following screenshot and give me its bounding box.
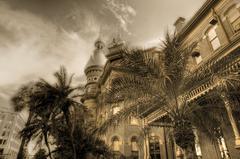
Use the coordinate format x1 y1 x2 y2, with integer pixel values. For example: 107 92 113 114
84 65 103 74
178 0 219 40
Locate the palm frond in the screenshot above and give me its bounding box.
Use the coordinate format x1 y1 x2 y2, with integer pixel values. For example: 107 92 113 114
54 66 68 88
104 75 162 104
116 49 161 78
216 70 240 92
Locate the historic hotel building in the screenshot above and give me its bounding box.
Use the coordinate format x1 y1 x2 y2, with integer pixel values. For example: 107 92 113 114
82 0 240 158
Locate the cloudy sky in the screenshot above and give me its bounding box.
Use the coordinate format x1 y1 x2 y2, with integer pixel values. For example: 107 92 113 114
0 0 205 111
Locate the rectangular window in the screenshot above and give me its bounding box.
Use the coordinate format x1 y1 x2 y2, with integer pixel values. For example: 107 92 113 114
208 26 220 50
113 141 120 151
215 128 230 159
131 142 138 151
211 38 221 50
228 8 240 32
218 136 230 159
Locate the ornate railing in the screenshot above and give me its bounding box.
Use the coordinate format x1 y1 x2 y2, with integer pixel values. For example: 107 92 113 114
185 47 240 100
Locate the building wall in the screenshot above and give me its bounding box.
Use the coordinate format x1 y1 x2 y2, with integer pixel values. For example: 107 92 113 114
0 111 25 159
220 108 240 159
181 0 240 72
175 0 240 158
99 70 145 158
96 53 166 159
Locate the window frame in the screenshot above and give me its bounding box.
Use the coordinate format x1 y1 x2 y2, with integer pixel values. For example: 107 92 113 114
206 25 221 51
131 136 138 152
191 51 202 65
225 4 240 34
215 127 231 159
112 136 121 152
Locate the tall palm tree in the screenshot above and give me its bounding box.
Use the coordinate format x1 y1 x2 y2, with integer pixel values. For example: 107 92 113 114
11 82 41 159
96 33 240 159
30 66 82 159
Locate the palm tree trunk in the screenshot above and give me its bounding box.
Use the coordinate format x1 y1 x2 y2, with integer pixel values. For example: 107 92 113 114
64 111 77 159
44 133 53 159
17 138 26 159
144 136 148 159
70 133 77 159
17 112 32 159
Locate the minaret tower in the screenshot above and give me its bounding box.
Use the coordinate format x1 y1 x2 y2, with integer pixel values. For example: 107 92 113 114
82 38 106 120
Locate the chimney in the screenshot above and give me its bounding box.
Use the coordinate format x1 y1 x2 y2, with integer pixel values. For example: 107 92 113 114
174 17 186 34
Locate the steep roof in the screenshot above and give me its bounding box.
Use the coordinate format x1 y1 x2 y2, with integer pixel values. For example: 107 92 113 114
85 51 106 68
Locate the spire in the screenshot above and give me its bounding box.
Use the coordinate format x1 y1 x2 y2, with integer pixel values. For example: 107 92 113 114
83 38 106 102
84 38 106 71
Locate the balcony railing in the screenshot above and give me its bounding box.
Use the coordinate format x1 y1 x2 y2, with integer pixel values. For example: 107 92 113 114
185 46 240 100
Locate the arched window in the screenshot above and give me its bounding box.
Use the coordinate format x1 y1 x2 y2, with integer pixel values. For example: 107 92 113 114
191 42 202 65
131 136 139 159
192 51 202 64
207 25 221 51
225 5 240 33
112 136 120 152
131 136 138 152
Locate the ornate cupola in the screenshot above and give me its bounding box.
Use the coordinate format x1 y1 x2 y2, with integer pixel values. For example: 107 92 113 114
84 38 106 100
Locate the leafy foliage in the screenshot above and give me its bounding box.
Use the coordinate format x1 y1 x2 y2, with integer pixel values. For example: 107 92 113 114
53 123 112 159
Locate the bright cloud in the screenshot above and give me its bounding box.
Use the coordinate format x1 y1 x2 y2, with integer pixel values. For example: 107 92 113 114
104 0 136 34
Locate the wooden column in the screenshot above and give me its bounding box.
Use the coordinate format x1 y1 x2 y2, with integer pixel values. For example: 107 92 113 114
143 122 151 159
220 91 240 149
